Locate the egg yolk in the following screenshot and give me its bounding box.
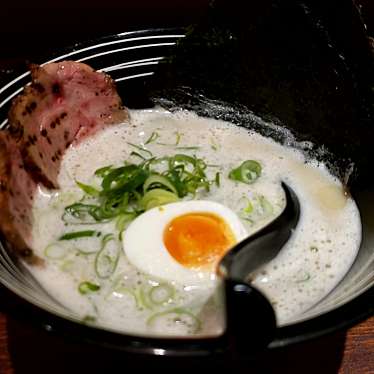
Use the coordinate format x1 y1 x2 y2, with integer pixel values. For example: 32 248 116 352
163 212 236 269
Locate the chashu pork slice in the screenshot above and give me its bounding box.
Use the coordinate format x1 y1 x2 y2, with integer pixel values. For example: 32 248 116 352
0 133 38 262
8 61 128 188
0 61 129 263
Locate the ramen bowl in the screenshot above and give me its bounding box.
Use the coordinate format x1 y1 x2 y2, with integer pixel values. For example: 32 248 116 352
0 0 374 356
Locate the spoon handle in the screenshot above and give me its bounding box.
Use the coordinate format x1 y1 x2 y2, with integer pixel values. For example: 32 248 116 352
223 279 276 354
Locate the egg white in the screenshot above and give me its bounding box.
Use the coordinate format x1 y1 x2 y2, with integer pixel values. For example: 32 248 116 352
122 200 248 286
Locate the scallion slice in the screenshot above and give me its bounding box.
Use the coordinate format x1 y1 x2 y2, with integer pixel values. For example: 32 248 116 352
147 308 201 333
78 281 100 294
130 151 146 160
144 131 159 145
112 287 141 309
157 131 182 146
170 154 196 166
59 230 100 241
243 198 254 214
215 172 221 187
127 142 153 157
101 164 138 191
82 315 96 324
143 174 178 195
148 283 175 305
116 212 137 239
175 146 200 151
140 189 179 210
44 243 68 259
95 234 120 279
94 165 113 178
296 272 311 283
76 181 100 197
175 132 182 145
75 237 103 255
138 287 154 310
63 203 101 224
258 195 273 216
228 160 262 184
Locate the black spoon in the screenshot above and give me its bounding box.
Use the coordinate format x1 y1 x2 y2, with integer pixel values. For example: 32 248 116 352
219 182 300 353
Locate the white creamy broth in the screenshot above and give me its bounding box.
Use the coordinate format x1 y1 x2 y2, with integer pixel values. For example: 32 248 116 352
29 109 361 335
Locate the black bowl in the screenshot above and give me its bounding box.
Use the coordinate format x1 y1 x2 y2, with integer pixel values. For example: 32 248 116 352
0 0 374 355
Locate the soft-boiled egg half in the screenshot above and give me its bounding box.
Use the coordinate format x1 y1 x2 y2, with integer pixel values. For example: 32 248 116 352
123 201 248 285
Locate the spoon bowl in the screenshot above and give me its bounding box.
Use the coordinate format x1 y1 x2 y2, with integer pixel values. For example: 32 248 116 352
219 182 300 281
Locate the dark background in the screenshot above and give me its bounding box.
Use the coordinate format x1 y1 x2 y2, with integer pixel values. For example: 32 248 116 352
1 0 373 68
0 0 210 70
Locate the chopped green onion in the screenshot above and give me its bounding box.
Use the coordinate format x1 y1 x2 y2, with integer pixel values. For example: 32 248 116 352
243 199 253 214
116 213 136 231
169 154 196 167
77 247 100 255
140 189 179 210
210 138 219 151
164 154 211 197
59 230 100 241
144 131 159 145
228 160 262 184
127 142 153 157
102 169 149 198
59 259 75 273
139 287 154 310
95 234 120 279
157 132 182 146
175 146 200 151
166 167 187 197
78 281 100 294
44 243 68 259
112 287 141 309
90 194 131 221
295 272 311 283
175 132 182 145
148 283 175 305
75 235 103 254
143 156 166 168
82 315 96 324
130 151 146 160
196 158 207 170
63 203 101 224
241 216 254 224
258 195 273 216
63 153 220 226
94 165 113 178
116 213 137 239
101 164 138 191
143 174 178 195
76 181 100 197
147 308 201 333
215 172 220 187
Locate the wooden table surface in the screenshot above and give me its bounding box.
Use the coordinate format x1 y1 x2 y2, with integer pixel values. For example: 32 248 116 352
0 307 372 374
